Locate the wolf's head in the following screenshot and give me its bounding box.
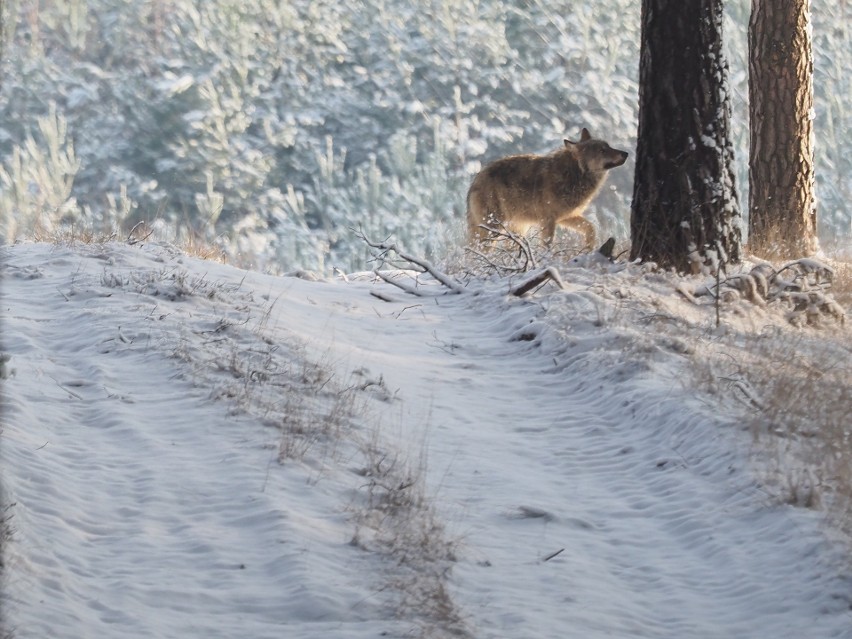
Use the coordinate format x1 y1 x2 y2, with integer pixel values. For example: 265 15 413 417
564 128 629 173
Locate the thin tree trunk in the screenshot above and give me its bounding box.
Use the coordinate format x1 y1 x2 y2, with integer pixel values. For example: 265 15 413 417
631 0 742 273
748 0 817 259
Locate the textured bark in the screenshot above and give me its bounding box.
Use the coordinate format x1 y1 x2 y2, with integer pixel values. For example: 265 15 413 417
631 0 742 273
748 0 817 259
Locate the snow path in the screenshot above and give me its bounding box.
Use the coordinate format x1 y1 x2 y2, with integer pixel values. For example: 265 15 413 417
278 272 852 638
2 242 851 638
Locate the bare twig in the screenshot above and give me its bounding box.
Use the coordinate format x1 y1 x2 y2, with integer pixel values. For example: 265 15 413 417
49 376 83 400
466 223 538 274
369 289 395 303
126 220 155 245
543 548 565 562
395 304 423 319
480 223 538 268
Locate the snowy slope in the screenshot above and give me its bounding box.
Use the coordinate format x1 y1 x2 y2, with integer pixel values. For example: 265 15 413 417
2 240 851 638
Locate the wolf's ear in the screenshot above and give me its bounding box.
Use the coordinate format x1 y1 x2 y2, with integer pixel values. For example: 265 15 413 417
563 139 575 148
580 128 591 141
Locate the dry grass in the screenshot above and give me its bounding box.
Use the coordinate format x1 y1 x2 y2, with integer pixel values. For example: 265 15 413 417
352 431 468 638
687 253 852 542
172 226 227 263
31 223 120 247
0 486 12 639
275 372 353 463
23 218 227 265
748 337 850 513
695 327 852 536
828 258 852 311
212 340 467 635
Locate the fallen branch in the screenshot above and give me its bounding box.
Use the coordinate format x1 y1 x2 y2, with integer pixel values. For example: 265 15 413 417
354 227 464 296
510 266 565 297
373 269 429 296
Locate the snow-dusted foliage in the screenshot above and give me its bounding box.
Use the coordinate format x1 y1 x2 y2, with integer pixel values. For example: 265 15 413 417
0 103 81 242
0 0 639 270
1 0 849 270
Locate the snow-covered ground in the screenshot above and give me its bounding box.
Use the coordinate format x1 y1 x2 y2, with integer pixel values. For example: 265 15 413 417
2 240 851 638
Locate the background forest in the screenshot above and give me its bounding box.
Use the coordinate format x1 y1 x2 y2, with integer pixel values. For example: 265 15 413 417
1 0 850 272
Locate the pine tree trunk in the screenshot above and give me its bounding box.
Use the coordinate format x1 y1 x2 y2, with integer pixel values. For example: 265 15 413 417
631 0 742 273
748 0 817 259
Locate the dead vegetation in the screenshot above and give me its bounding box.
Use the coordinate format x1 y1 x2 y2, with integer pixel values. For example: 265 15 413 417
694 321 852 537
21 229 852 632
828 259 852 310
0 495 11 639
691 258 846 327
22 218 226 265
352 434 468 638
358 226 614 301
684 255 851 547
461 224 594 277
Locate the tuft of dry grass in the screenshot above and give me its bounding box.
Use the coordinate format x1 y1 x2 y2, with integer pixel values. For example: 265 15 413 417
827 258 852 311
691 254 851 535
173 227 227 263
0 487 13 639
31 223 120 247
275 372 353 464
352 431 468 638
749 337 850 512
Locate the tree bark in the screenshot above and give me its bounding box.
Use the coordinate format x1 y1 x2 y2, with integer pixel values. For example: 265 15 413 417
748 0 817 259
631 0 742 273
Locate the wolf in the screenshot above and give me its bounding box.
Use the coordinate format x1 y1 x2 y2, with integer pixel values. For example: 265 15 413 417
466 128 629 248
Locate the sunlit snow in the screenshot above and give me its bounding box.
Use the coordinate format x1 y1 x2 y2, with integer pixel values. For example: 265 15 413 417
2 241 851 638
